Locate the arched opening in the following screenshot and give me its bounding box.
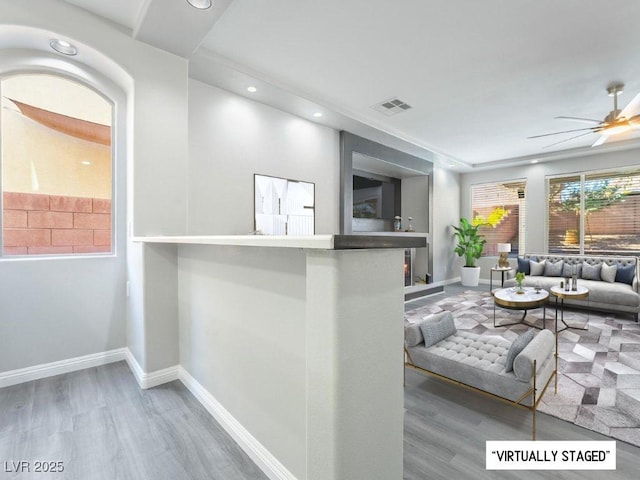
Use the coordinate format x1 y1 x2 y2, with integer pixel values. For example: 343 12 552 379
0 29 132 376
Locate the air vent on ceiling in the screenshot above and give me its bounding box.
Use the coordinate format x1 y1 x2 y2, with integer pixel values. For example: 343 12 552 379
372 97 412 116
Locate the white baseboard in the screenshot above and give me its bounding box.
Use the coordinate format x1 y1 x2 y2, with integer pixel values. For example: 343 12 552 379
0 348 127 388
179 367 297 480
432 277 461 287
1 350 295 480
124 349 179 389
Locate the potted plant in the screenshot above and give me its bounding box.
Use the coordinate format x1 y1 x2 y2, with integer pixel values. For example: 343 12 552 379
453 217 486 286
515 271 525 294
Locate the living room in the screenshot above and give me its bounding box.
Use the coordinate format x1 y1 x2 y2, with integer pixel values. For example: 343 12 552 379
1 1 640 479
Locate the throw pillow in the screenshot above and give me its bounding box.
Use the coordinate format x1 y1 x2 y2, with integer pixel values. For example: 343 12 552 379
544 260 564 277
517 257 530 275
601 263 617 283
562 262 582 278
505 329 536 373
419 312 457 348
581 262 602 281
529 259 546 276
615 263 636 285
405 311 452 347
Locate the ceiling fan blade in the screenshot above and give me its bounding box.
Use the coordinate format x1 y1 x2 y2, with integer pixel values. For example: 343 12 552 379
528 126 597 139
592 134 609 147
542 131 595 149
555 116 602 124
629 114 640 127
618 92 640 119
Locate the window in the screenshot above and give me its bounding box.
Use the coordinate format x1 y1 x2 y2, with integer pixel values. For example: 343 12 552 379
471 180 526 256
547 168 640 255
1 74 113 256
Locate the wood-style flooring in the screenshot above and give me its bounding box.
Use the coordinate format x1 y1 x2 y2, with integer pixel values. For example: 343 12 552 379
404 283 640 479
404 368 639 480
0 362 267 480
2 341 639 479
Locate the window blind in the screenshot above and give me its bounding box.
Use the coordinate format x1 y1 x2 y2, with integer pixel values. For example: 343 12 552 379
471 181 526 257
547 169 640 255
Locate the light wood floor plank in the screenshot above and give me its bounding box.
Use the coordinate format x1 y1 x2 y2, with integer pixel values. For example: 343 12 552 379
0 362 268 480
3 357 639 479
404 368 640 479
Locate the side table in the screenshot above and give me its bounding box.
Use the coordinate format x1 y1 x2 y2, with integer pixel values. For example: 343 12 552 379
550 285 589 333
490 266 513 292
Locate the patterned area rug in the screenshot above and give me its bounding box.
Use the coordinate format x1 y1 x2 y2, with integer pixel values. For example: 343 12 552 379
405 290 640 447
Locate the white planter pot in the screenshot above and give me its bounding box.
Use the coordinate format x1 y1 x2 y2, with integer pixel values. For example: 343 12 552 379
460 266 481 287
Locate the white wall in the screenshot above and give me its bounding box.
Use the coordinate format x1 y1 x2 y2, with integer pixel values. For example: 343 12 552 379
178 244 307 478
187 79 340 235
0 0 188 373
460 148 640 279
0 257 125 371
432 166 461 283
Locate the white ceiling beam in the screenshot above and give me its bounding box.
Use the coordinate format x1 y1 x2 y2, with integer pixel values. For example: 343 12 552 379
134 0 233 58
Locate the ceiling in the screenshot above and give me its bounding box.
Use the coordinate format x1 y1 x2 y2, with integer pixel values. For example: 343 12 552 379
61 0 640 170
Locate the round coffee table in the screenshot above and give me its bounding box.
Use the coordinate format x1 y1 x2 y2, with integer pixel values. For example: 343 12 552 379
493 287 550 329
550 285 589 332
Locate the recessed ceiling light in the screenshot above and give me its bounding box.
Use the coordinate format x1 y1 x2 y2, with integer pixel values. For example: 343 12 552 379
448 164 456 168
186 0 212 9
50 39 77 56
81 160 92 166
531 160 539 164
313 112 323 118
247 86 257 93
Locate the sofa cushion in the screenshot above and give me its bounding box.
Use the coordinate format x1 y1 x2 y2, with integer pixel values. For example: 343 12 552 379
505 329 536 372
615 263 636 285
419 312 457 348
562 262 582 278
544 260 564 277
582 262 602 281
517 257 531 275
601 263 617 283
529 259 546 276
582 279 640 307
405 321 422 347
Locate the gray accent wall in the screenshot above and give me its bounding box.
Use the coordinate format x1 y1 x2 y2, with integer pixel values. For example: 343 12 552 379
339 131 433 235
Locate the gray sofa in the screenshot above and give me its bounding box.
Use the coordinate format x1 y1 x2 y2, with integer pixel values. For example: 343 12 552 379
504 254 640 320
404 311 556 438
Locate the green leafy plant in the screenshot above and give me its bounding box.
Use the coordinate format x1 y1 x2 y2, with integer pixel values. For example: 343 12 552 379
471 206 510 228
452 217 487 268
515 271 525 287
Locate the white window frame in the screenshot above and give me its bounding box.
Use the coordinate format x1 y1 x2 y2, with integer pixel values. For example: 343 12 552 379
0 70 116 259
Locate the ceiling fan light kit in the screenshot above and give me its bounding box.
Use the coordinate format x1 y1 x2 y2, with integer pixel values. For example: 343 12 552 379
529 82 640 148
186 0 213 10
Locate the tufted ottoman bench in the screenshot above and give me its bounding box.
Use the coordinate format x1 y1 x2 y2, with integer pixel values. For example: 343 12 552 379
405 311 556 439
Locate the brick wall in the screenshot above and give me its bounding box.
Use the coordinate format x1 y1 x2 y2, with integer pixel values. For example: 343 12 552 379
473 204 520 255
2 192 111 255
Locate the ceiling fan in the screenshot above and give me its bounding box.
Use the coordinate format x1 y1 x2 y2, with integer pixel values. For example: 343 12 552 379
528 83 640 148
